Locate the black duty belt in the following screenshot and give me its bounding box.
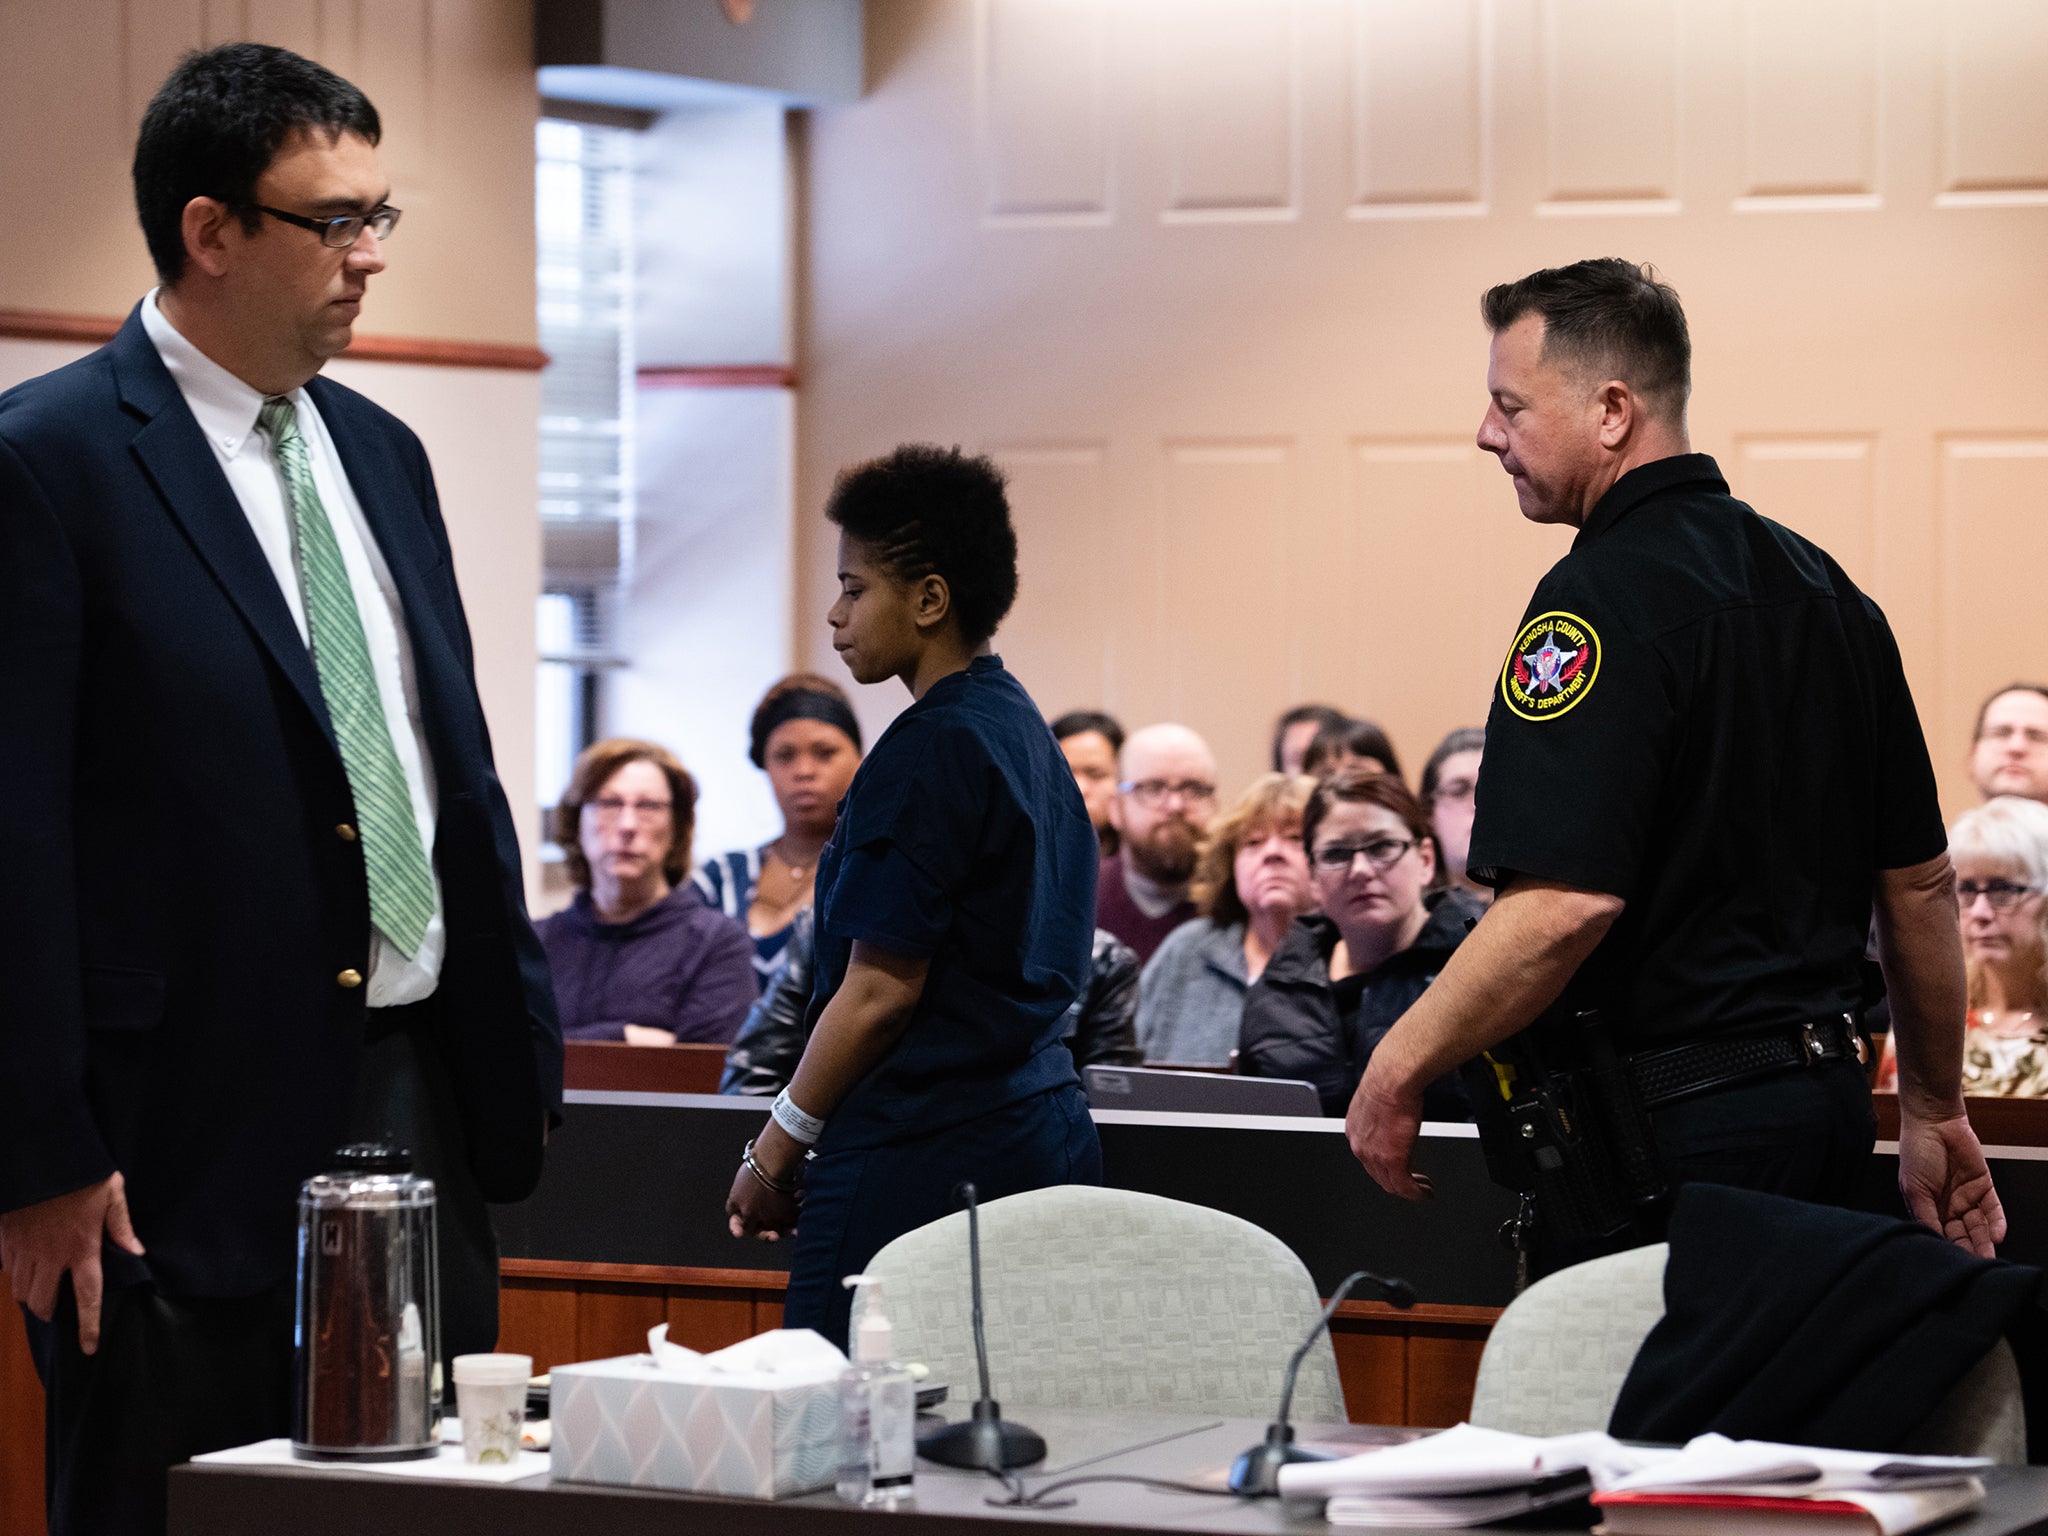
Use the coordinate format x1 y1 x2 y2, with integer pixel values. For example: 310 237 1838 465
1628 1013 1864 1110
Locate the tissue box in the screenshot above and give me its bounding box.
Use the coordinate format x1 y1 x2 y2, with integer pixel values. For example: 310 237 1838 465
549 1351 844 1499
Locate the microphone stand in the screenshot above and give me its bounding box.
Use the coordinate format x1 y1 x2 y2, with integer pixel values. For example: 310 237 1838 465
1228 1268 1415 1498
914 1183 1048 1471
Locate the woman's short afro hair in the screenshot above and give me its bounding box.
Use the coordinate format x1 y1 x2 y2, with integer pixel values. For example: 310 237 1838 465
825 444 1019 648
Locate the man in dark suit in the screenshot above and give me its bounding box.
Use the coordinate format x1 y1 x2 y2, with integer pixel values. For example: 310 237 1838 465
0 44 561 1534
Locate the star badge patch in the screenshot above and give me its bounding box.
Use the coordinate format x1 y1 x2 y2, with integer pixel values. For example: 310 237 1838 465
1501 611 1601 722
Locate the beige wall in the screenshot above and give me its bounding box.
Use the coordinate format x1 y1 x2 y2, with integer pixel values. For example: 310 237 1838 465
0 0 546 889
797 0 2048 821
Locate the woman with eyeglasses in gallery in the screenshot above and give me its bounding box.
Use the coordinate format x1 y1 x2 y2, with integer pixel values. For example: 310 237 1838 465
538 739 759 1045
1238 769 1478 1119
1875 795 2048 1097
723 445 1102 1351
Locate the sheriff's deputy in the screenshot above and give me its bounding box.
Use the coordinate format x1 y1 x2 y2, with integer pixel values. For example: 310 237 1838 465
1345 258 2002 1266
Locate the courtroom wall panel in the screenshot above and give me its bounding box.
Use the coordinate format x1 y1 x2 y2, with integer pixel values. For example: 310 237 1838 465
796 0 2048 814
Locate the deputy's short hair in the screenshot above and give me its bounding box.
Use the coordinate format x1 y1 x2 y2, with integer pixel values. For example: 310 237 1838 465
1480 259 1691 417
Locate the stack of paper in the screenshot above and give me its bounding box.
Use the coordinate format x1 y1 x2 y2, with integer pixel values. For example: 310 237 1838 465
1592 1435 1990 1536
1276 1426 1990 1533
1276 1423 1654 1528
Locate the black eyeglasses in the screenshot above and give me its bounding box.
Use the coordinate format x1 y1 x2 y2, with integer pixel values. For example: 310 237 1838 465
1312 837 1415 874
1117 779 1218 808
254 203 402 248
1956 878 2042 912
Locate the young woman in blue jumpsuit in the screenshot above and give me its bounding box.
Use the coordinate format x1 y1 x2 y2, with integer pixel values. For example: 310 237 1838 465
723 445 1103 1348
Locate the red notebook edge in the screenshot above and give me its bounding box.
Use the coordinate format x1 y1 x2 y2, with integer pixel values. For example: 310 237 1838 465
1594 1492 1873 1516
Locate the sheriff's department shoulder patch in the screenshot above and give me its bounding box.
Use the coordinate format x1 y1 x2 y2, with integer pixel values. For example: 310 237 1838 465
1500 611 1601 722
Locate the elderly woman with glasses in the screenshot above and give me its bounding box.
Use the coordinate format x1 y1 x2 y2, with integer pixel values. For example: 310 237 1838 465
1876 795 2048 1097
537 738 758 1045
1238 769 1477 1118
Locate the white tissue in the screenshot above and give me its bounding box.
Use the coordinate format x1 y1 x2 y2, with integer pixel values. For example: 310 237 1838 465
642 1324 849 1387
646 1323 704 1373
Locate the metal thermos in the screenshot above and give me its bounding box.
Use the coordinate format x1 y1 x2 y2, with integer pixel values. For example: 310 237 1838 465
291 1143 441 1461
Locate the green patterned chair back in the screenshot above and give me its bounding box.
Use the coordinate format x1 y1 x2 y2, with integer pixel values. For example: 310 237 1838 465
1468 1242 1668 1436
865 1184 1345 1421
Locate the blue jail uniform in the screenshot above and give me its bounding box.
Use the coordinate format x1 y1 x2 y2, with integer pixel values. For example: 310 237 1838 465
781 656 1103 1347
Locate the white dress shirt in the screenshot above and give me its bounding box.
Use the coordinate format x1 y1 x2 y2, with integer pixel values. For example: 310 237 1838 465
141 290 445 1006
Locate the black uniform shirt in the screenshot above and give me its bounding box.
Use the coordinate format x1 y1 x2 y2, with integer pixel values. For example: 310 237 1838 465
1466 453 1946 1046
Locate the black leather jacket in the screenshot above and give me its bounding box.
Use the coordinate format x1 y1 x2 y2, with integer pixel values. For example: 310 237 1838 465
720 911 1141 1095
1238 889 1480 1119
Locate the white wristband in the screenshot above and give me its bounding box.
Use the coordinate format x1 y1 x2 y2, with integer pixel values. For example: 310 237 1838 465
771 1088 825 1146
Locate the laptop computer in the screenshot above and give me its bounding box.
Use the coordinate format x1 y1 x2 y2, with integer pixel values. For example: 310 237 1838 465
1082 1064 1325 1117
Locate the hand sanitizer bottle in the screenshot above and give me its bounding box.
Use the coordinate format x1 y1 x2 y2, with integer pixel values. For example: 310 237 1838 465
836 1274 916 1508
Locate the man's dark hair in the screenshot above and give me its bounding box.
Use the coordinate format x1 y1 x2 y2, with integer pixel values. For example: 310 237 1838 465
134 43 381 283
825 445 1019 648
1271 703 1348 771
1480 258 1691 417
1302 717 1403 783
1052 710 1124 755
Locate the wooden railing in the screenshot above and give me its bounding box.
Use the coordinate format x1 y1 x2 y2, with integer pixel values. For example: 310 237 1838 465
563 1039 728 1095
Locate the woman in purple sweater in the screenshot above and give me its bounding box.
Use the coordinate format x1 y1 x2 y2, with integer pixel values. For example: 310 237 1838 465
538 739 758 1044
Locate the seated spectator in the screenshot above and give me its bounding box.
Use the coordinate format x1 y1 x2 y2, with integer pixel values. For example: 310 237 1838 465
1239 770 1474 1118
1970 684 2048 803
720 907 816 1094
1136 773 1316 1065
1301 716 1402 781
1053 708 1125 856
721 912 1140 1093
1272 703 1349 776
1420 727 1487 903
1097 723 1218 964
696 674 863 989
541 739 757 1044
1069 927 1145 1071
1876 796 2048 1097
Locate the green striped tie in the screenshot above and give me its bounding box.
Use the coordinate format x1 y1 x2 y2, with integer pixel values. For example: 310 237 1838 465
259 396 437 958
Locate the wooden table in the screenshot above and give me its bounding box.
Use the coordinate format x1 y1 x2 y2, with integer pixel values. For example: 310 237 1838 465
167 1410 2048 1535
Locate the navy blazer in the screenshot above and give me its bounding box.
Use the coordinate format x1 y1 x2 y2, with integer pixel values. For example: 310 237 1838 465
0 307 562 1298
